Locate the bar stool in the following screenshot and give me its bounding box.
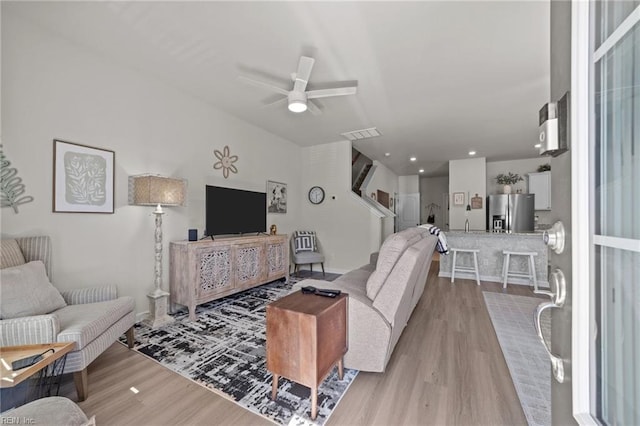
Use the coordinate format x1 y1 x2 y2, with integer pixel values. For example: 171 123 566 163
450 248 481 286
502 251 545 293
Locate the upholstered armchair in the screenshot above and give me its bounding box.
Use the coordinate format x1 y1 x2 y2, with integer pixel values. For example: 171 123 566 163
0 236 135 401
290 231 325 276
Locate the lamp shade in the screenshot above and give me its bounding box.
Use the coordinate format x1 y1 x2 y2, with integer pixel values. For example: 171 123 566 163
129 175 186 207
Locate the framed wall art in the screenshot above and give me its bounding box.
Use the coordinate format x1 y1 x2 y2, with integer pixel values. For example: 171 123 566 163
53 139 115 213
377 189 390 209
471 193 483 209
453 192 465 206
267 180 287 214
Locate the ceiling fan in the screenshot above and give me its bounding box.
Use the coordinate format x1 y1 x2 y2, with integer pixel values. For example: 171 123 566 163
238 56 357 114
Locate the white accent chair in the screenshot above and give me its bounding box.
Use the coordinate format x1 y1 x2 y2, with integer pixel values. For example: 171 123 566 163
290 231 325 276
0 236 135 401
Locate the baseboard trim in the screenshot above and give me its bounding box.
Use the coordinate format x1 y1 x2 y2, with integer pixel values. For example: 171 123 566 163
293 266 350 274
439 271 550 288
135 311 150 323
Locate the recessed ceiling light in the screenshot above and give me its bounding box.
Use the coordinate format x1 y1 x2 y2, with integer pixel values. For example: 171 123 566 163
384 152 390 157
468 151 476 156
410 157 417 162
534 143 542 148
419 169 424 173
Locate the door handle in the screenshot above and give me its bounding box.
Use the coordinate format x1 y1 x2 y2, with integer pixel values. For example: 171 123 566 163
543 221 565 254
533 268 567 383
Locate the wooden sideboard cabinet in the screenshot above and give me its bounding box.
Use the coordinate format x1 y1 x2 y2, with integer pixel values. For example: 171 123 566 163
170 234 289 321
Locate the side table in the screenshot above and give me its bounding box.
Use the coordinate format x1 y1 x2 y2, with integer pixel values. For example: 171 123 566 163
266 291 348 420
1 343 75 411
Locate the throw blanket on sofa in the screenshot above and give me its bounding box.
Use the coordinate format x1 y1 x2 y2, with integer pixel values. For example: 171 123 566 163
419 224 449 255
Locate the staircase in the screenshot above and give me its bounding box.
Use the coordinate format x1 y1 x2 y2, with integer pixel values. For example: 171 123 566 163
352 163 373 196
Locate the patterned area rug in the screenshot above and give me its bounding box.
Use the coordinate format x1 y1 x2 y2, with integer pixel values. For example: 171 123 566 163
483 292 551 426
120 278 357 425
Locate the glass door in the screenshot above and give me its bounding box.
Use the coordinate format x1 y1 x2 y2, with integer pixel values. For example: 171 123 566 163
573 2 640 423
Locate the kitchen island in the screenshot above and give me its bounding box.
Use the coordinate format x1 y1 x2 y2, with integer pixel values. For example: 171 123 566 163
438 230 549 287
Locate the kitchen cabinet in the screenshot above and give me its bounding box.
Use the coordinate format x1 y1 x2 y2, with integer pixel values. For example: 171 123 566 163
528 171 551 210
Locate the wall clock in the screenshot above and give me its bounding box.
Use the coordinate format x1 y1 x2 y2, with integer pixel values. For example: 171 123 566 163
308 186 325 205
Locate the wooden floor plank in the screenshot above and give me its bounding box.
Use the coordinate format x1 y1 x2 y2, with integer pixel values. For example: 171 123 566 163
57 261 534 425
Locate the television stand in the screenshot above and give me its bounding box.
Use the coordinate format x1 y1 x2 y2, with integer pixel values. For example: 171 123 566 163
170 234 289 321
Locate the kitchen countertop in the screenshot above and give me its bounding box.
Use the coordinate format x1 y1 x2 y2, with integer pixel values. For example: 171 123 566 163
446 230 545 236
438 229 549 287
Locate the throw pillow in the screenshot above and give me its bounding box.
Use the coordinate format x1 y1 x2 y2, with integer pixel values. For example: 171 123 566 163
0 239 26 269
0 260 67 320
294 231 317 253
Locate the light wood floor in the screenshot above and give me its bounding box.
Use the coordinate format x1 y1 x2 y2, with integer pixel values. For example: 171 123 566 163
60 261 542 425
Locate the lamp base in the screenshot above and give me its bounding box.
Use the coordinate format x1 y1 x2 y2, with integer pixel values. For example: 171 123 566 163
144 289 175 329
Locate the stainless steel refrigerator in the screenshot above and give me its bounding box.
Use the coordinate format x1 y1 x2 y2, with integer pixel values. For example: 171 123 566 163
487 194 535 233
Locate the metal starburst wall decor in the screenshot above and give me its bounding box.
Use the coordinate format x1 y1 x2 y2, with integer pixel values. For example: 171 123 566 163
213 145 238 179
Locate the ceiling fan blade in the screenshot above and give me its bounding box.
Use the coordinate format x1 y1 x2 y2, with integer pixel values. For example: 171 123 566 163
306 86 357 99
260 96 288 109
238 75 289 96
293 56 315 93
307 99 322 115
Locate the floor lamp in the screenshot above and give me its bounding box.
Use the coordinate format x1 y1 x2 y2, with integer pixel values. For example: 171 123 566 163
130 175 186 328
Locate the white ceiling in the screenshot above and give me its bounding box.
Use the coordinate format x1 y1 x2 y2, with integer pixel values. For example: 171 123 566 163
7 1 550 177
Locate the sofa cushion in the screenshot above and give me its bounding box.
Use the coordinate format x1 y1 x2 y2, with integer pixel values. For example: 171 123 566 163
55 296 136 350
292 250 324 264
335 267 373 292
293 231 317 253
372 236 437 325
365 228 426 300
1 239 26 269
0 261 67 319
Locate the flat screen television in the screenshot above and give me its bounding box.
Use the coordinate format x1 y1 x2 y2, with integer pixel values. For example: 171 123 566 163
205 185 267 236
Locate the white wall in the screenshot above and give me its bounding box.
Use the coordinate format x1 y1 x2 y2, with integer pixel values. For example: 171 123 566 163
1 11 303 317
419 176 448 229
299 141 382 273
486 157 553 225
399 175 420 194
449 157 486 230
366 161 398 199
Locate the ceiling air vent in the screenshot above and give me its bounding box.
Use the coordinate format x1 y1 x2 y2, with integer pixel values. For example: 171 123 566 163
341 127 381 141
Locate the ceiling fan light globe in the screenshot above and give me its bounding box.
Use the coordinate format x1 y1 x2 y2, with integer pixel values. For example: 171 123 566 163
288 91 308 113
288 101 307 113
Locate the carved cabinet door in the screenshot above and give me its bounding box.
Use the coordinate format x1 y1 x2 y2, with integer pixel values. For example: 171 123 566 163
233 241 266 289
265 238 288 281
195 244 234 299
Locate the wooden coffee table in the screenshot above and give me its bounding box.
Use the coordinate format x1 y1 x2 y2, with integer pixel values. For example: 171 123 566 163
266 290 348 420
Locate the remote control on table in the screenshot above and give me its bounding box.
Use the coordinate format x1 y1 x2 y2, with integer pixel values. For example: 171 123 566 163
315 289 341 298
11 354 44 370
